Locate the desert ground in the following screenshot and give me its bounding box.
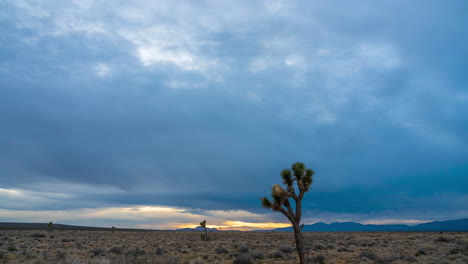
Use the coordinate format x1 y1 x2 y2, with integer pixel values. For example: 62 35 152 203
0 230 467 264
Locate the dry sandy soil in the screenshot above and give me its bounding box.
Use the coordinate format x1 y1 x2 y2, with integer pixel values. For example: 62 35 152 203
0 230 467 264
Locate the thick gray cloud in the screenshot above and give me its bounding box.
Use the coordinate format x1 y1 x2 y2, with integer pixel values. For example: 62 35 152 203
0 0 467 226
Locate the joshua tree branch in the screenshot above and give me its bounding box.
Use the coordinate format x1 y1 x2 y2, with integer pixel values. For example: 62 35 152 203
277 206 295 223
283 199 295 219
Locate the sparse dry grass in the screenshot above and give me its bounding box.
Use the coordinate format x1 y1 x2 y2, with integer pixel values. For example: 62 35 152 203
0 230 466 263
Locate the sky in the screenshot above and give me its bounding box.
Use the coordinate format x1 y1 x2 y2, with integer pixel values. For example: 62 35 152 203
0 0 467 231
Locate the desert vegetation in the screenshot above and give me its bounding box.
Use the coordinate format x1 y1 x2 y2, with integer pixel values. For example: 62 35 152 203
261 162 314 264
199 220 208 241
0 229 467 263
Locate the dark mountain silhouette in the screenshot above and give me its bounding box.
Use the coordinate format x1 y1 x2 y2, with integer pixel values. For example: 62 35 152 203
0 222 155 232
261 218 468 232
176 226 219 232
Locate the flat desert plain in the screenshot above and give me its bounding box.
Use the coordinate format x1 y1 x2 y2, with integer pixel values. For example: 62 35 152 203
0 230 467 264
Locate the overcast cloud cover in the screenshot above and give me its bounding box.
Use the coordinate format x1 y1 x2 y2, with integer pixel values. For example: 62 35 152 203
1 0 467 229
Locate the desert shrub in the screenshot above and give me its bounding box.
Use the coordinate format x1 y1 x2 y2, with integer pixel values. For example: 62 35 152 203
190 258 203 264
404 256 417 263
250 250 263 259
215 247 229 254
238 245 249 253
359 251 378 261
310 255 326 264
270 250 284 258
435 237 450 243
279 244 293 254
109 246 123 255
448 247 462 255
415 248 427 256
156 247 165 255
314 244 325 250
126 247 146 257
31 233 46 238
7 245 17 252
358 251 396 264
75 242 83 249
156 255 180 264
91 248 105 257
338 247 353 252
0 251 4 259
61 238 73 243
56 250 66 261
233 253 253 264
375 256 397 264
326 244 335 249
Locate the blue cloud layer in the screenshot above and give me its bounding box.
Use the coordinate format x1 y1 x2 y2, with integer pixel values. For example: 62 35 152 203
0 0 467 224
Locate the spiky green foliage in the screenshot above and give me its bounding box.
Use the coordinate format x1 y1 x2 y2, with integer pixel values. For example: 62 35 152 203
302 169 314 191
271 193 282 205
292 162 305 180
200 220 206 227
261 197 272 209
281 169 292 186
261 162 315 214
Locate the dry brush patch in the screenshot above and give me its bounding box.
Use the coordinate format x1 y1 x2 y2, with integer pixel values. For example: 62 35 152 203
0 230 466 263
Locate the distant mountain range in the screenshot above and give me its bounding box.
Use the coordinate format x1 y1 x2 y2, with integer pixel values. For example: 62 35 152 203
0 222 239 232
0 222 153 232
176 226 219 232
259 218 468 232
1 218 467 232
176 226 240 232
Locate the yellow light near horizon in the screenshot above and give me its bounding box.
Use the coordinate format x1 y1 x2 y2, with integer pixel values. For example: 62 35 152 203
177 221 291 231
178 224 230 229
224 221 291 229
130 206 186 213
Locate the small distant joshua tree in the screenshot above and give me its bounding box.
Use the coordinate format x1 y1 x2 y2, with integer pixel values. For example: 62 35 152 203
112 226 115 234
48 222 53 234
261 162 315 264
200 220 208 241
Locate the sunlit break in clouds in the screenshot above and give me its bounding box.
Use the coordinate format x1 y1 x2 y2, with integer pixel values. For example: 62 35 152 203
0 0 467 229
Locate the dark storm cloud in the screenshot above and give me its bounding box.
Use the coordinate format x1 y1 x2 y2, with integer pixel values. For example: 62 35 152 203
0 0 467 224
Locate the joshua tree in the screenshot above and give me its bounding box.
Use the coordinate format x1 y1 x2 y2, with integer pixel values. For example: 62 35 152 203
199 220 208 241
48 222 53 234
111 226 115 234
261 162 314 264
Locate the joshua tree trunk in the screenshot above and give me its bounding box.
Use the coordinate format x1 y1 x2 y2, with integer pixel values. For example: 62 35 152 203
293 223 305 264
204 227 208 241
